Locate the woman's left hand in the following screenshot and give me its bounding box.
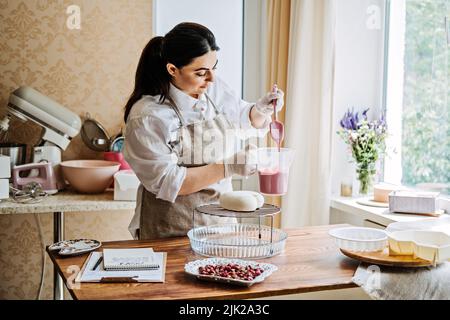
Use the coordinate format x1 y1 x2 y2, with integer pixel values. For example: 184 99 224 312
255 88 285 115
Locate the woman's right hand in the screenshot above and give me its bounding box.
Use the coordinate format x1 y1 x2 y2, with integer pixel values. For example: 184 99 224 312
223 144 258 178
179 144 257 196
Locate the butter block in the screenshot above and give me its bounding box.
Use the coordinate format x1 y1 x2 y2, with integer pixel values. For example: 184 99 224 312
114 170 140 201
0 179 9 200
0 155 11 179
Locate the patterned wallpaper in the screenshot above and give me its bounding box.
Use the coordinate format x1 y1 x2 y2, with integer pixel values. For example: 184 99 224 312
0 0 152 299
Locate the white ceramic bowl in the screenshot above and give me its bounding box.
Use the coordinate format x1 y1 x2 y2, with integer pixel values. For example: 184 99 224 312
329 227 388 252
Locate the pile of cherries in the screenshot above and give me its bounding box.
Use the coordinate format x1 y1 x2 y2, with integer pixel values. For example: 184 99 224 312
198 263 264 281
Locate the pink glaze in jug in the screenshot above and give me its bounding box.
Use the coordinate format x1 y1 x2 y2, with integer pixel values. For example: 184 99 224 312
256 148 294 196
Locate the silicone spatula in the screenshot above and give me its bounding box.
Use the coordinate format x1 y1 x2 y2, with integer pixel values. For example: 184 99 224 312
269 84 284 151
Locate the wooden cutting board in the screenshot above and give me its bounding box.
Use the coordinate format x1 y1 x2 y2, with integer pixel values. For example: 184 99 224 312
340 247 433 267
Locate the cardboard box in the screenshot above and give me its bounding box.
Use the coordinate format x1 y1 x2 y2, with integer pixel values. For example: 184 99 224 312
0 179 9 200
389 190 440 214
0 155 11 179
114 170 140 201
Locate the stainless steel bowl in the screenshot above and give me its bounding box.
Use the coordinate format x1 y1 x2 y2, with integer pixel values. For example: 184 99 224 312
0 143 27 168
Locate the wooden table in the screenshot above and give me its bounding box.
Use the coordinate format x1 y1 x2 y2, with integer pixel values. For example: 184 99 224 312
1 190 136 300
47 224 359 300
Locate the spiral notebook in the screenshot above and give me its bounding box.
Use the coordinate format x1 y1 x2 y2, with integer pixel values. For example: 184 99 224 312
75 250 166 283
103 248 159 271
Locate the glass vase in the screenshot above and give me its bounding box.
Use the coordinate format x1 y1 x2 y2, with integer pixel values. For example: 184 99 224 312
356 162 376 195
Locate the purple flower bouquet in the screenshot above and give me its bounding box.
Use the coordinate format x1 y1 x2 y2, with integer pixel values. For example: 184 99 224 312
337 108 387 195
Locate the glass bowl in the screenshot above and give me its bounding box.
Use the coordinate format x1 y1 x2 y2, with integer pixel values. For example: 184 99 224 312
187 223 288 259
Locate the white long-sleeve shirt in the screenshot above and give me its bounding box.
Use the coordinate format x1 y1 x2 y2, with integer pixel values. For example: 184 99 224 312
123 77 267 204
124 78 269 239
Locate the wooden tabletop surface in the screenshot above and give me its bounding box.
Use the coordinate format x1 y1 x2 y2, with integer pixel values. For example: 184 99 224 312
47 224 359 300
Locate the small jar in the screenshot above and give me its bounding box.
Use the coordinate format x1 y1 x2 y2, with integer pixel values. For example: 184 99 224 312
340 178 353 197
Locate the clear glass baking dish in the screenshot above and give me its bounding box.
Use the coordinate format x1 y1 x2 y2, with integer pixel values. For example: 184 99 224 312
187 223 288 259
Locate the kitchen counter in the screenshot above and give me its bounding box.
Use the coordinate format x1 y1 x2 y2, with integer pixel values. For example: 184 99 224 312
47 224 360 300
1 189 136 300
0 190 136 215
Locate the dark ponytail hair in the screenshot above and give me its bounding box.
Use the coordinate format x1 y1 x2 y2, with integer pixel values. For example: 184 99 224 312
124 22 220 122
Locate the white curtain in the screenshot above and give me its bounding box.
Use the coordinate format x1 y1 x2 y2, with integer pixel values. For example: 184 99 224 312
281 0 336 227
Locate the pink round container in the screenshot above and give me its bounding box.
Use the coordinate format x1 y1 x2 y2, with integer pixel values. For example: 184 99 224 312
103 151 131 170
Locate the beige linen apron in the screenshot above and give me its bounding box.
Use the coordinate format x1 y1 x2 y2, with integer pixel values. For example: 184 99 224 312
139 93 236 240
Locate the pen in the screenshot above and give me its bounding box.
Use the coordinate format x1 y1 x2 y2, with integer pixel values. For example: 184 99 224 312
100 277 139 283
92 256 103 271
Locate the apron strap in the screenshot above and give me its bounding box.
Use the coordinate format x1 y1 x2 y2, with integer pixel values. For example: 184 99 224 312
167 93 223 128
166 95 187 127
205 93 221 115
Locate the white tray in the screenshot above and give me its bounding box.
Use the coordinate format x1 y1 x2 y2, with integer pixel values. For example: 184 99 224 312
388 230 450 265
386 216 450 233
184 257 277 287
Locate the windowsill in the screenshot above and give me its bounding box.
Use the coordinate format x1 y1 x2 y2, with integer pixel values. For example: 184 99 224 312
330 195 449 227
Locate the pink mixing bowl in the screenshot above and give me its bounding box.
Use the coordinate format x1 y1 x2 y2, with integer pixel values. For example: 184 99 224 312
60 160 120 194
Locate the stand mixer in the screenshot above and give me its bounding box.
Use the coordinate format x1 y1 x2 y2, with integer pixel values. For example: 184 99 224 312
0 86 82 190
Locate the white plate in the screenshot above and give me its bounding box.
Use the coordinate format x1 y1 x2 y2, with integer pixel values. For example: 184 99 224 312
184 257 277 287
48 239 101 256
356 198 389 208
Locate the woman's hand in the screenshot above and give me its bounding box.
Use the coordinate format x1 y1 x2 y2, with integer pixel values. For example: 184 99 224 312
178 145 257 196
223 144 257 178
255 88 284 115
250 88 284 129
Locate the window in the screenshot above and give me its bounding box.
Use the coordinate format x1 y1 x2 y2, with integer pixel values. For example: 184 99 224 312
153 0 244 97
383 0 449 194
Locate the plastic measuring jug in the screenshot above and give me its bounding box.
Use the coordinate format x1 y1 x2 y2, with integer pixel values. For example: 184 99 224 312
256 148 295 196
